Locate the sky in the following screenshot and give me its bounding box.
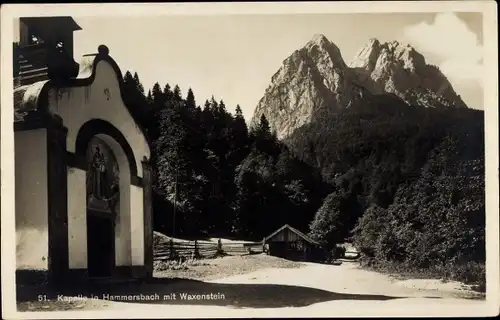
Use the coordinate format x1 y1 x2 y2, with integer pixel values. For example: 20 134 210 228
69 12 483 120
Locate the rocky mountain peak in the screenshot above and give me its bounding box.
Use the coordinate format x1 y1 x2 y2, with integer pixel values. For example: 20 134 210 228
251 35 468 139
253 35 354 138
350 39 424 73
303 33 345 68
309 33 330 45
349 38 382 71
349 38 465 108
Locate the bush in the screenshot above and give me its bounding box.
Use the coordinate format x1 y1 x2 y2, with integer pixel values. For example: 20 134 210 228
358 256 486 292
309 192 349 247
153 258 210 272
352 204 388 257
449 261 485 286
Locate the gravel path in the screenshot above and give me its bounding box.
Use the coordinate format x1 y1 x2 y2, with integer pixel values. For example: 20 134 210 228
14 255 491 317
208 260 483 300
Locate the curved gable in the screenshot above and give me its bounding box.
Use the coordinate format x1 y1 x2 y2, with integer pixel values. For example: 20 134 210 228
47 46 150 177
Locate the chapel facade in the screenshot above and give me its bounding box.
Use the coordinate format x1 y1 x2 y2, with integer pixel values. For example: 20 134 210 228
13 16 153 284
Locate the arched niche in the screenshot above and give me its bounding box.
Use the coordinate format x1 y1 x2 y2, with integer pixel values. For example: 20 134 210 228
71 119 142 274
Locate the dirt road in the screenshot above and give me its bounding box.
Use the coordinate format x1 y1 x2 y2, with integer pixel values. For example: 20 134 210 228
209 260 482 299
121 261 489 317
15 258 491 318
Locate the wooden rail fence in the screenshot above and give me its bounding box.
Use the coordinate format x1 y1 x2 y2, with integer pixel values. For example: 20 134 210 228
154 239 264 261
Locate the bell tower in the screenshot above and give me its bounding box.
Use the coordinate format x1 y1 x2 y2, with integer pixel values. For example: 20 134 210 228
14 16 82 86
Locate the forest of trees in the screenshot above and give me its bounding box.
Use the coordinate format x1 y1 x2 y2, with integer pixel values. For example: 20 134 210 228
122 71 330 241
123 71 485 286
288 96 485 286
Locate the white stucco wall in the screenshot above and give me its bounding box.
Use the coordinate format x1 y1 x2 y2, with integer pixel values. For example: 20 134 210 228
130 185 144 266
15 129 49 270
114 169 131 267
49 58 150 178
67 167 87 269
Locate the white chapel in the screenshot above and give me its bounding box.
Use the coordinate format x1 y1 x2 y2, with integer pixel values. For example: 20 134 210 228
14 16 153 284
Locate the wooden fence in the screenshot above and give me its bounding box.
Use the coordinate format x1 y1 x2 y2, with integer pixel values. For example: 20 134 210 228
154 239 264 261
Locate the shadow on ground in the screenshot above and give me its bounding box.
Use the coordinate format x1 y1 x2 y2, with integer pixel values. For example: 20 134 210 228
17 277 422 309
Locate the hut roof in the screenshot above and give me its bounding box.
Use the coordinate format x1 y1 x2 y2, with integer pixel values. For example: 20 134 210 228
264 224 319 245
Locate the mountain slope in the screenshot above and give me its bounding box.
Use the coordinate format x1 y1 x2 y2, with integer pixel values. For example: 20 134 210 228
251 34 468 139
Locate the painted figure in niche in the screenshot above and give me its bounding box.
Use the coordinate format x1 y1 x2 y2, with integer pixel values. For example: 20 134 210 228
86 138 120 213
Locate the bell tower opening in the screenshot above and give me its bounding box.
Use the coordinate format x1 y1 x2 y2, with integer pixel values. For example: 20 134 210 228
13 16 82 87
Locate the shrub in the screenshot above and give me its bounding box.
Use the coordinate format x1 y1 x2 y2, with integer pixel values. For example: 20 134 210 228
309 192 349 248
449 261 485 285
153 258 210 272
352 204 388 257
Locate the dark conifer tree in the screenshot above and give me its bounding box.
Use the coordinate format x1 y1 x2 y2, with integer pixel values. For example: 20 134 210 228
173 85 182 102
133 72 145 94
152 82 163 107
185 88 196 110
163 84 172 102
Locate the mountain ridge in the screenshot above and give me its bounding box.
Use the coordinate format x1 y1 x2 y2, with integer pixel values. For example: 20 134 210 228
251 34 468 139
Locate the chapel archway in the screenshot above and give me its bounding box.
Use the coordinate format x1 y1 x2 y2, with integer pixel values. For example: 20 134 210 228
85 136 119 277
74 119 140 278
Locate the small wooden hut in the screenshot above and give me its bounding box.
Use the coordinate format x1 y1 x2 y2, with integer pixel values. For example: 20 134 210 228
263 224 321 261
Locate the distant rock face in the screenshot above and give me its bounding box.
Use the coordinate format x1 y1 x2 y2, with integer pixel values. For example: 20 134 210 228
251 35 468 139
349 39 467 109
